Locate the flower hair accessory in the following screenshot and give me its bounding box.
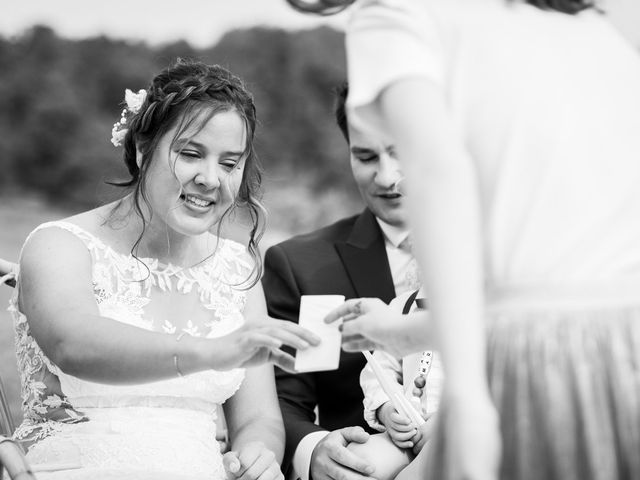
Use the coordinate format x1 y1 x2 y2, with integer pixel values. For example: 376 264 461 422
110 88 147 147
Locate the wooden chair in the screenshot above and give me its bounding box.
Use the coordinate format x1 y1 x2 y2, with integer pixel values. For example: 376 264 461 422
0 380 15 442
0 260 16 289
0 258 18 441
1 257 20 463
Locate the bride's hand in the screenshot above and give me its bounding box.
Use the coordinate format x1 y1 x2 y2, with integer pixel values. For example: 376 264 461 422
209 317 320 372
223 442 284 480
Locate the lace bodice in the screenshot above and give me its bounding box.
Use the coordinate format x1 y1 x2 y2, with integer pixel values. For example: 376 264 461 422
10 221 249 443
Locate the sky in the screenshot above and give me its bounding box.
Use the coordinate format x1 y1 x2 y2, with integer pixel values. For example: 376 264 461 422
2 0 639 48
1 0 348 47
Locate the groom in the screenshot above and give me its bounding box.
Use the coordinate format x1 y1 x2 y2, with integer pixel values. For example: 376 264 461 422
262 83 417 480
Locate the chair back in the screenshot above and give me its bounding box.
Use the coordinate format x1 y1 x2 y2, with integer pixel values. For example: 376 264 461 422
0 259 18 438
0 378 15 440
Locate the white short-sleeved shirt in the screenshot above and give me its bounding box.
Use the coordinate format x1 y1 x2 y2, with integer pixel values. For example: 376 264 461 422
346 0 640 288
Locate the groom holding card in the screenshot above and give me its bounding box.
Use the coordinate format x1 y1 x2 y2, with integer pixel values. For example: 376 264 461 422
262 83 418 480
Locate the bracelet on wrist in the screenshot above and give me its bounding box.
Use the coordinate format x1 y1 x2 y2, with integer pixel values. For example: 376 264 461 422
173 332 188 377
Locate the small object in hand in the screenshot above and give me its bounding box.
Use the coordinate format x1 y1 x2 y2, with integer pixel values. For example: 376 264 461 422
295 295 345 372
363 351 425 428
412 374 426 398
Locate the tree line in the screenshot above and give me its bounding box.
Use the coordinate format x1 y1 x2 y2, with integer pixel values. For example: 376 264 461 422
0 25 361 233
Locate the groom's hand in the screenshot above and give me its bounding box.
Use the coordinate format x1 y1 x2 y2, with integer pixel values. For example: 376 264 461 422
310 427 375 480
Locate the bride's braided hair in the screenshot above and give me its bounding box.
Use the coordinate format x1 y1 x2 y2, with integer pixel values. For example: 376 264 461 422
286 0 355 15
113 59 265 287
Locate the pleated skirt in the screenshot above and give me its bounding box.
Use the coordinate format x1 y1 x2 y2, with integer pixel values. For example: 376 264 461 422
427 279 640 480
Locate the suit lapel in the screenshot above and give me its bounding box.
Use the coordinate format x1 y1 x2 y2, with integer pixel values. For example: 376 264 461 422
335 209 396 303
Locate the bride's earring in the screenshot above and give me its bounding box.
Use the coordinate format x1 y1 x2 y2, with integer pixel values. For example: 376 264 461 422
136 147 143 169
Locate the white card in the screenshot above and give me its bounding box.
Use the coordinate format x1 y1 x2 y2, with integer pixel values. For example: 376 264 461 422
294 295 345 372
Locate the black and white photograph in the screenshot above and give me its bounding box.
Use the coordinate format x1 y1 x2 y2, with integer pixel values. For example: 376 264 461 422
1 1 640 479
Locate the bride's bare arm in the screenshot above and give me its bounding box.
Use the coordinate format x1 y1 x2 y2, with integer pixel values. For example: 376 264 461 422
19 227 316 384
223 285 285 478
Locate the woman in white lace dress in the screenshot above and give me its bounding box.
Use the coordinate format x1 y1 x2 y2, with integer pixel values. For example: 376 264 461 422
9 59 319 480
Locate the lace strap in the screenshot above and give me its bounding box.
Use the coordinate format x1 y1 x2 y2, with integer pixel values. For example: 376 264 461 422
22 221 107 258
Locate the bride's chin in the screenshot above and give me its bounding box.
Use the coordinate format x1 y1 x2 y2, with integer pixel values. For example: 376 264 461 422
170 216 219 237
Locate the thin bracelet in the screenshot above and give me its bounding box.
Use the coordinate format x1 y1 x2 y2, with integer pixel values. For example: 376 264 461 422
0 437 18 447
173 332 188 378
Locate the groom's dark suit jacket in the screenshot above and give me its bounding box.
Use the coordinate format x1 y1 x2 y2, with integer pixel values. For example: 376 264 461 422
262 208 397 472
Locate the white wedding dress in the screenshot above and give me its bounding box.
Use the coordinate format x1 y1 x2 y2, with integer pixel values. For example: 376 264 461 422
9 221 250 479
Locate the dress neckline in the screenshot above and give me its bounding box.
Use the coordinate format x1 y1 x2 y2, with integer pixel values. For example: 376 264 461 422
43 220 223 275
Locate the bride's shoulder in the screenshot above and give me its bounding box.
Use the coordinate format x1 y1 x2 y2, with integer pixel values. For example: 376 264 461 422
19 221 95 290
27 208 103 245
20 208 109 266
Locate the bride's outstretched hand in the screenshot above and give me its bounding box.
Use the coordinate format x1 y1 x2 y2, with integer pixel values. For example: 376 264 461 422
223 442 284 480
210 317 320 372
324 298 428 357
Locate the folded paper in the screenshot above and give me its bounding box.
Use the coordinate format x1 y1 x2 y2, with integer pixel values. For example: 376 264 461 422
295 295 345 372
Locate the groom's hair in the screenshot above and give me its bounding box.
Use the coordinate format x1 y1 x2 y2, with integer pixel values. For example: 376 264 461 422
333 82 349 143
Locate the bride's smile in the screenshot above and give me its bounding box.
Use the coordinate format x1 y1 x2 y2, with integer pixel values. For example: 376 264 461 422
144 109 247 239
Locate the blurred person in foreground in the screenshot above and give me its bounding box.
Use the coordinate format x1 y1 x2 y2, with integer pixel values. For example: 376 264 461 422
289 1 640 480
262 83 418 480
9 58 319 480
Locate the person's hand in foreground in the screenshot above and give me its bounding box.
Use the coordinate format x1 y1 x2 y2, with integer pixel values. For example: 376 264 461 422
325 298 429 357
444 391 501 480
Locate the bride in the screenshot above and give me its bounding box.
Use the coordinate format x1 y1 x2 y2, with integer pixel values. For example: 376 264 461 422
9 59 319 480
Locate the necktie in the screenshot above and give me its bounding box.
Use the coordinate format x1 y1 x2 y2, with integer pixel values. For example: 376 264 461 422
399 236 421 292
